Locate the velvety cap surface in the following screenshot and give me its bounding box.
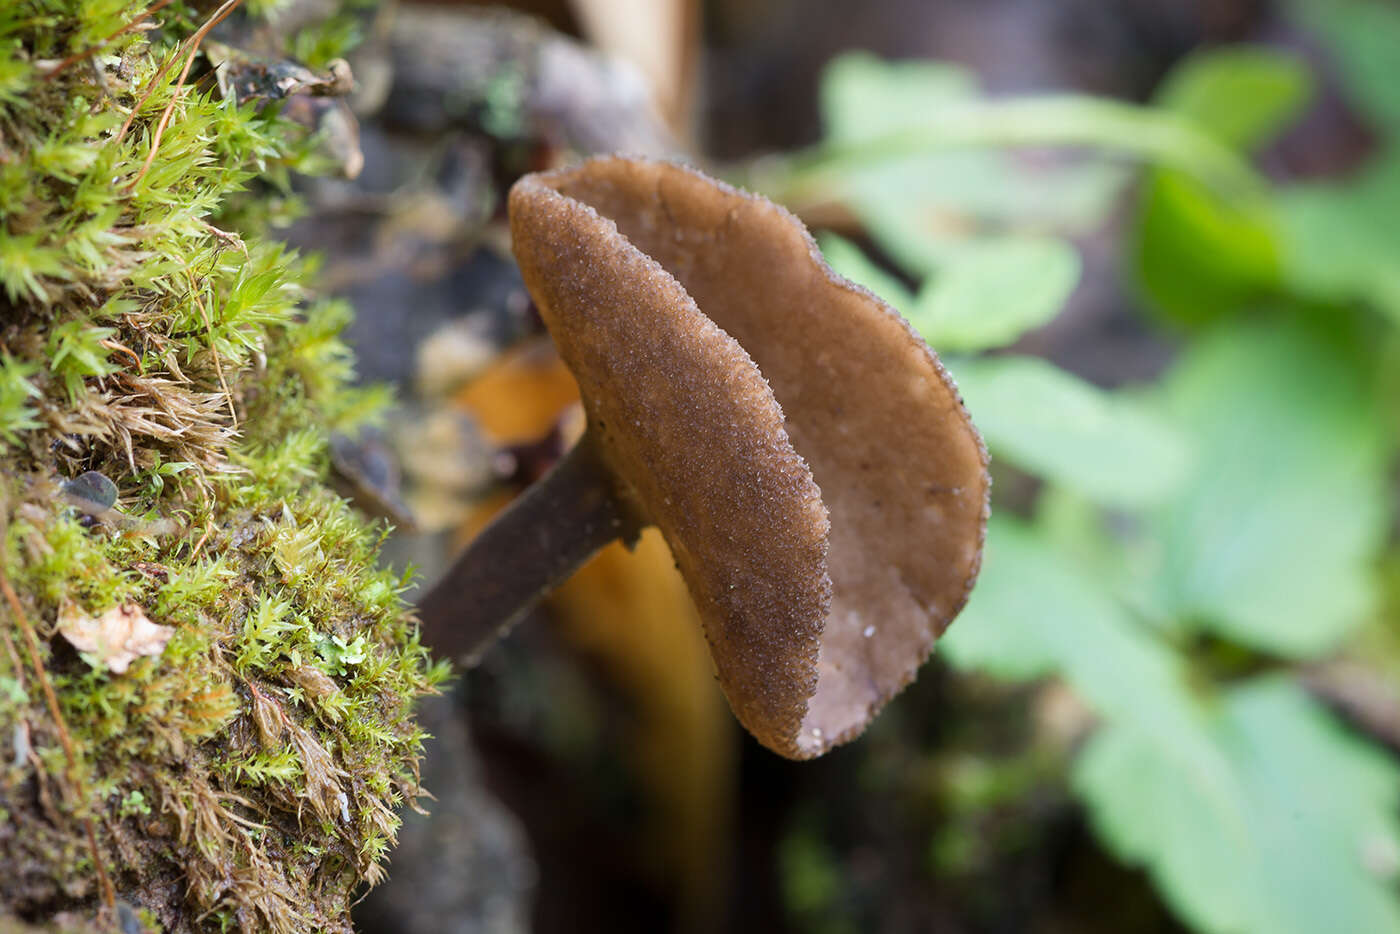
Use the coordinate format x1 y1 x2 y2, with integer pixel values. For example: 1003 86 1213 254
509 156 989 758
510 170 832 757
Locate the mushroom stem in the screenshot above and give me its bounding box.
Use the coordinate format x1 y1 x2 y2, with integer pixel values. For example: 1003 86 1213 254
417 432 642 664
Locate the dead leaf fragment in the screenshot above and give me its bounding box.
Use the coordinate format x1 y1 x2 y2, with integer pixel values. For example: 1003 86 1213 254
285 665 339 700
58 602 174 674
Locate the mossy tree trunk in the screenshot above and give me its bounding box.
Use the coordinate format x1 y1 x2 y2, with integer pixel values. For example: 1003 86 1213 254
0 2 443 930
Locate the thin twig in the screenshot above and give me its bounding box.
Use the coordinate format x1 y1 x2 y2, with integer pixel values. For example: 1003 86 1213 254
117 0 243 178
83 820 117 909
187 515 214 560
0 624 26 692
0 556 116 909
113 45 182 146
100 338 144 372
40 0 174 82
0 570 76 776
200 219 248 256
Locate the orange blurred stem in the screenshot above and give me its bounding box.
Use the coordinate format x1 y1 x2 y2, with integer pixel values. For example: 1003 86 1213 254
418 432 643 664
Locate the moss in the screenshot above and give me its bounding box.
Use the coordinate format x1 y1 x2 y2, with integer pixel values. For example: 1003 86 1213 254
0 1 447 930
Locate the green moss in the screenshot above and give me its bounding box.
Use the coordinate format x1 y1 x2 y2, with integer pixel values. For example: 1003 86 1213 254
0 2 447 930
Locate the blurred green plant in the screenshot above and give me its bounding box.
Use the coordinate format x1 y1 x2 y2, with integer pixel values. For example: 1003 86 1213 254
751 3 1400 930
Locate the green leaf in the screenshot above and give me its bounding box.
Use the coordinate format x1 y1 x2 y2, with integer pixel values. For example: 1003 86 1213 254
817 232 916 312
809 52 1273 331
785 53 1264 205
807 52 1282 337
820 53 977 144
1150 323 1389 656
1155 46 1311 152
819 233 1079 352
948 356 1190 507
1075 676 1400 934
1288 0 1400 135
850 150 1129 240
819 53 1128 228
812 53 1123 301
944 518 1191 717
770 51 1257 242
1034 486 1161 618
1130 47 1302 326
939 517 1064 680
943 517 1236 815
908 238 1079 352
1278 151 1400 324
1132 169 1281 327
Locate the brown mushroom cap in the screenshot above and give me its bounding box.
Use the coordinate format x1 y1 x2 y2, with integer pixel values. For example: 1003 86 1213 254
509 156 988 758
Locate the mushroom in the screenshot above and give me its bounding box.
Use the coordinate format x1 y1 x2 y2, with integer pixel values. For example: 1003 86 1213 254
419 155 988 759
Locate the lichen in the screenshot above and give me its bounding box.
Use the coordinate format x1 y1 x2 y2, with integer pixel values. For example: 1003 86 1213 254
0 2 447 930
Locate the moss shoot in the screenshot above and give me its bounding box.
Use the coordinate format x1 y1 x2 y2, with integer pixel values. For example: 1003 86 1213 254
0 1 447 930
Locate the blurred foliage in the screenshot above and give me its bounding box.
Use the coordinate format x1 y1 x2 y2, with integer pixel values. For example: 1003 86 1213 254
752 1 1400 930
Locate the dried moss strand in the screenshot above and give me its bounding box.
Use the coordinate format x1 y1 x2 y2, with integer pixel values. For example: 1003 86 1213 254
418 433 643 663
